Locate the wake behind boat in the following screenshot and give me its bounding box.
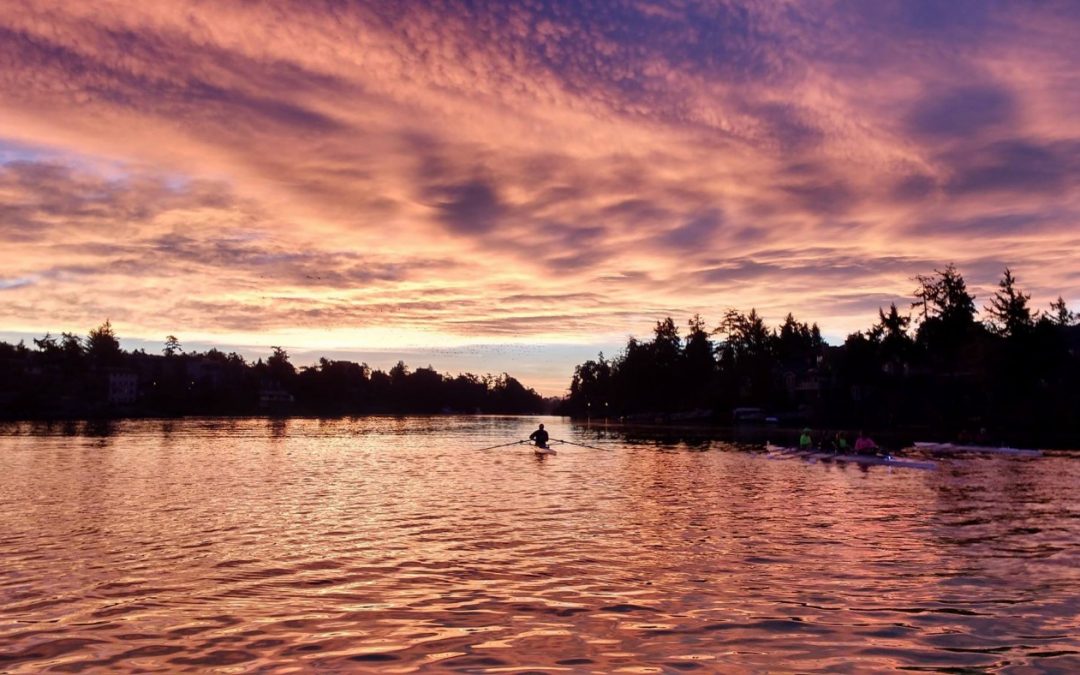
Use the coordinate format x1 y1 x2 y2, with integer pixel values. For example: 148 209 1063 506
912 441 1042 457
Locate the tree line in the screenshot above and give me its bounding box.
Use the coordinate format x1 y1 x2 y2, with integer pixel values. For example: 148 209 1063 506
0 322 547 418
559 266 1080 446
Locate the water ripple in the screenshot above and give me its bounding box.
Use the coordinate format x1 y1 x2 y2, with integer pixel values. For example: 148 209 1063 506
0 417 1077 672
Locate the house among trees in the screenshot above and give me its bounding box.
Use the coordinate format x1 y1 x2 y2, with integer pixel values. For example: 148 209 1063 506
107 370 138 406
258 379 295 411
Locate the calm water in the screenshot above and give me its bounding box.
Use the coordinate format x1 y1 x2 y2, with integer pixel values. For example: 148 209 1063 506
1 417 1077 673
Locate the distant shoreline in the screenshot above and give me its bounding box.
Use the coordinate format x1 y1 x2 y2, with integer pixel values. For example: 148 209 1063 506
3 413 1077 450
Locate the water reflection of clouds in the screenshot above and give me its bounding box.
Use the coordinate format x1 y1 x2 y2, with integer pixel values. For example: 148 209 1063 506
0 418 1077 670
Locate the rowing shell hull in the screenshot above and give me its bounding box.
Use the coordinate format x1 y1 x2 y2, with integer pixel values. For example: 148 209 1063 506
816 452 935 470
912 442 1041 457
768 447 936 470
534 447 557 456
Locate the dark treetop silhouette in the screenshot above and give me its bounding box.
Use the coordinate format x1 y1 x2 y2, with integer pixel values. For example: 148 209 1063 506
2 266 1078 446
0 325 546 419
558 266 1080 447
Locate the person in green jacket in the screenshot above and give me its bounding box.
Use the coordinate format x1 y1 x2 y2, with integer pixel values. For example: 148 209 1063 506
799 428 813 451
834 431 849 453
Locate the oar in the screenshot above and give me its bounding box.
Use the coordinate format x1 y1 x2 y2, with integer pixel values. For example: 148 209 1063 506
476 440 528 451
550 437 608 451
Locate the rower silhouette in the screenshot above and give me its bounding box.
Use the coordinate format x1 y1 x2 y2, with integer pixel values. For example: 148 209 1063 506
529 423 550 449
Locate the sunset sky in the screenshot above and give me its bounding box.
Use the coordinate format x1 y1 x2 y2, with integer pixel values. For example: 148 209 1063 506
2 1 1079 394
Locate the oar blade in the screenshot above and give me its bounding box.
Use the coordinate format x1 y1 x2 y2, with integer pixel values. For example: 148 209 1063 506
475 440 527 451
550 438 608 451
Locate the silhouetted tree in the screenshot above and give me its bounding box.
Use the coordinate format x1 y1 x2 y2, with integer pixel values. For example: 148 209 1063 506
652 317 681 366
556 263 1079 445
613 337 657 412
446 372 488 413
648 317 682 411
716 309 774 406
33 333 60 355
913 264 976 324
0 334 545 418
267 346 296 382
985 268 1036 337
912 264 981 360
773 313 822 370
163 335 182 357
489 373 541 413
1048 296 1076 327
389 360 409 383
87 320 122 366
57 332 85 375
682 315 716 406
61 332 83 356
569 353 613 414
718 309 771 361
871 303 913 365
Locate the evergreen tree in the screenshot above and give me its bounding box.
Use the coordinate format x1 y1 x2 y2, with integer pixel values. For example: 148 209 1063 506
569 353 612 413
59 332 85 374
873 303 913 363
773 313 819 370
716 309 773 405
33 333 60 355
912 264 979 355
985 268 1036 337
651 317 682 368
683 315 716 403
718 309 771 361
267 346 296 381
1048 296 1076 326
913 263 976 325
164 335 182 357
87 320 122 365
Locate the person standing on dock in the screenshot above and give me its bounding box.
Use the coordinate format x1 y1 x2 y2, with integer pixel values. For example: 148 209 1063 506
529 423 550 449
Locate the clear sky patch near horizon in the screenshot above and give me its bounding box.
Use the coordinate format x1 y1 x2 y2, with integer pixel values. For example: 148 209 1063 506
1 1 1078 395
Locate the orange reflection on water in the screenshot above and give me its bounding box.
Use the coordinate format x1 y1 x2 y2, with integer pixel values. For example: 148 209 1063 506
0 417 1077 672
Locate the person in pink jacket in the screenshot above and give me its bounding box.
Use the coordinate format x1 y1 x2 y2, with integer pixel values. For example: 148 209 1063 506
853 430 879 455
